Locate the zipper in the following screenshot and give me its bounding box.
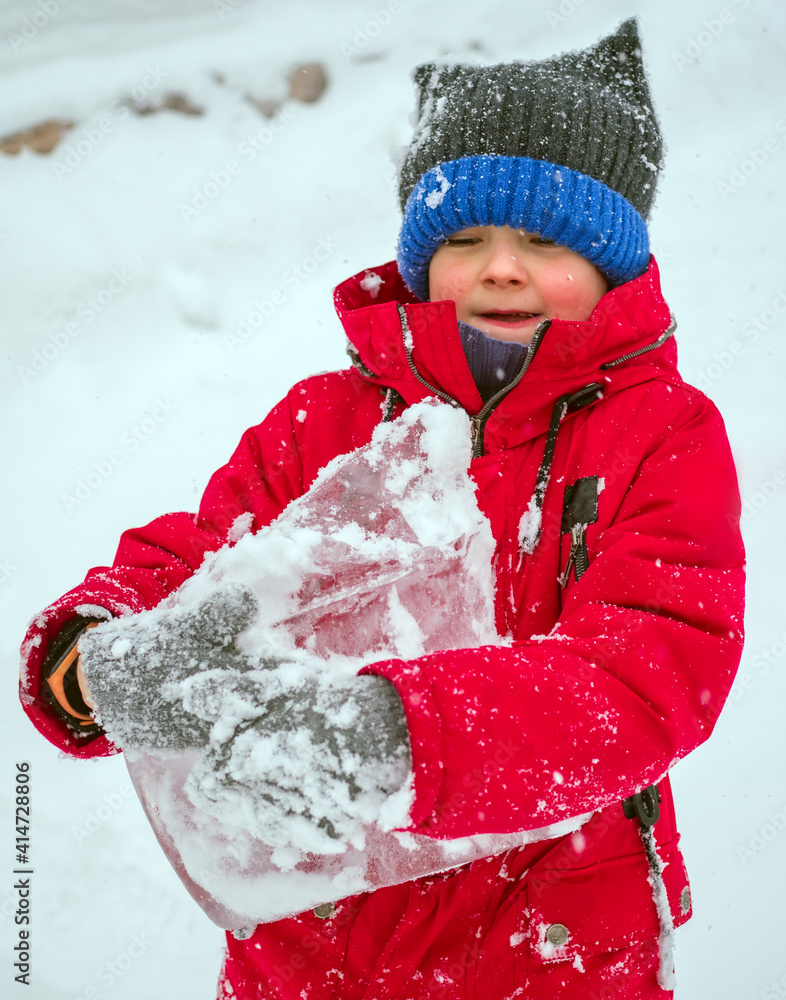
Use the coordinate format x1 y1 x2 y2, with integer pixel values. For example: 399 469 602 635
396 305 463 409
519 387 602 558
469 319 552 458
396 305 551 454
558 524 589 587
374 311 675 443
573 529 590 579
599 317 676 370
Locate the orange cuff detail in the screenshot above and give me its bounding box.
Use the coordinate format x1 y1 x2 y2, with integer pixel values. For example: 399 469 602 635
45 623 99 727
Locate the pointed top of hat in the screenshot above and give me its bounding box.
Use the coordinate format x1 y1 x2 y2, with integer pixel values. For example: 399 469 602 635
571 18 652 107
399 17 664 220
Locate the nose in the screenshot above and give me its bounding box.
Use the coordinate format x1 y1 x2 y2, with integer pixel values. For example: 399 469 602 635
478 237 529 287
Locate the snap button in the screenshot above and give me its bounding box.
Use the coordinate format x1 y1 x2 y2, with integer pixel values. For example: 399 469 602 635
545 922 569 948
313 902 335 919
680 887 691 914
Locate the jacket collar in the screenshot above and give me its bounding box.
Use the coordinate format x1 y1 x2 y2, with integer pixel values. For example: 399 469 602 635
334 257 677 446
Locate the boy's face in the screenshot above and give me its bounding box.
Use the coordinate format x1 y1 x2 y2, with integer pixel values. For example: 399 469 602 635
428 224 609 344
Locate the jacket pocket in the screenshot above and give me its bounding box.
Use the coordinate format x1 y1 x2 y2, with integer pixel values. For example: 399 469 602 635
472 835 691 996
558 475 601 587
524 833 691 970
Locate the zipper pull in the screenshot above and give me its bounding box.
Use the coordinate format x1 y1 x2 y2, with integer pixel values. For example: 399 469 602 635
470 414 483 458
558 524 586 588
572 524 590 580
559 476 599 587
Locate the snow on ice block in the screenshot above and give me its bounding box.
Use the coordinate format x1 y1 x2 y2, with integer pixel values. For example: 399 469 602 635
127 746 587 929
170 395 500 662
123 400 581 928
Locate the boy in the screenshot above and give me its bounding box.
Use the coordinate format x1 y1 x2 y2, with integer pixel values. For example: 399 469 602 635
20 18 744 999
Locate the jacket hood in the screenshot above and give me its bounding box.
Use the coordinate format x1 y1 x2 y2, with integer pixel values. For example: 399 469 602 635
333 256 677 450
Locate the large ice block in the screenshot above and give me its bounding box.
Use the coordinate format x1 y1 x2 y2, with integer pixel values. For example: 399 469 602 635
123 400 589 928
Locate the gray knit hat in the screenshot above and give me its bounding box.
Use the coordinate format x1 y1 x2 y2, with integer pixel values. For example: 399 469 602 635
396 18 664 300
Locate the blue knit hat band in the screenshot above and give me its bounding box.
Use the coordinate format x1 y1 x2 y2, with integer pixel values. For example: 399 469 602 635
396 155 651 301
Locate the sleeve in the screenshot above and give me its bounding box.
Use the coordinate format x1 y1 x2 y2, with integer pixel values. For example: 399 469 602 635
361 392 746 839
19 389 308 757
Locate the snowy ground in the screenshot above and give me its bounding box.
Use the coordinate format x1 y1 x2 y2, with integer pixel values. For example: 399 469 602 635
1 0 785 997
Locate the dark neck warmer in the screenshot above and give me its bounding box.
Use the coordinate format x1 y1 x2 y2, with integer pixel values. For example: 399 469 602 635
457 321 528 403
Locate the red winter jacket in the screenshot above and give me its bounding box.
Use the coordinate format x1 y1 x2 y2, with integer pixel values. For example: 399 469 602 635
20 257 744 999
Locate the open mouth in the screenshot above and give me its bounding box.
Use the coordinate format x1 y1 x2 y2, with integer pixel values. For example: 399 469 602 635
481 311 541 324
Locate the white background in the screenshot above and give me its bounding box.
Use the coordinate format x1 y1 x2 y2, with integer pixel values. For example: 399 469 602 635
1 0 785 997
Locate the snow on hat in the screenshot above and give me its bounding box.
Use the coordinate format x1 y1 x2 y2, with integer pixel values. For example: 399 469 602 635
395 18 664 301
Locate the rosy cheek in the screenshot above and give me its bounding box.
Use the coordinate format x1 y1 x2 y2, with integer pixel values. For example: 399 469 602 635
541 272 591 321
430 268 469 302
546 276 578 307
562 273 603 314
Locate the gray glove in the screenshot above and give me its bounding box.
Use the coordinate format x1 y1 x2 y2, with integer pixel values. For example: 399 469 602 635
80 583 412 843
185 667 412 840
78 585 262 750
